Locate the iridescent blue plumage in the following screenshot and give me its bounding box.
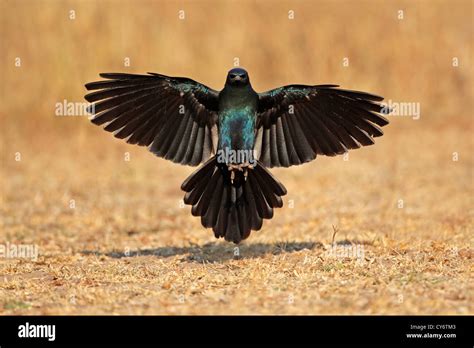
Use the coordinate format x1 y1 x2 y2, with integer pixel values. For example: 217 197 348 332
217 68 258 164
219 106 255 152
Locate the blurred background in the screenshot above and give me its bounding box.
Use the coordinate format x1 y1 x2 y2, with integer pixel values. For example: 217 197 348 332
0 0 472 314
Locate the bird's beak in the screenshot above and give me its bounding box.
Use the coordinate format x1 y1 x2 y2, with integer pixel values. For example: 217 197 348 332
233 75 242 81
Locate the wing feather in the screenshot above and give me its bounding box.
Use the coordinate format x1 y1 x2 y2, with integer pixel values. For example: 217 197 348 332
85 72 219 166
256 85 389 167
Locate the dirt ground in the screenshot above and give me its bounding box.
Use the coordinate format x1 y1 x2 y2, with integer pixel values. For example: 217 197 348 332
0 0 472 314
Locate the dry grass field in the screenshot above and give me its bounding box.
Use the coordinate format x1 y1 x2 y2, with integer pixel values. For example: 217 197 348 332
0 0 473 315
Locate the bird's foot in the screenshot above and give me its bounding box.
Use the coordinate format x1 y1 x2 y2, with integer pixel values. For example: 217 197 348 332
228 162 255 183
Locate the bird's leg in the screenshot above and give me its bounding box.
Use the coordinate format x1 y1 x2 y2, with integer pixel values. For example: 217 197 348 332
227 162 255 183
243 168 249 181
242 162 255 181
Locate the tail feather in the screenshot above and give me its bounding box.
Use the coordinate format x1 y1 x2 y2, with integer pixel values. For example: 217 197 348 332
192 167 220 216
248 173 273 219
244 180 263 231
201 174 224 228
181 157 215 191
181 156 287 243
254 167 283 208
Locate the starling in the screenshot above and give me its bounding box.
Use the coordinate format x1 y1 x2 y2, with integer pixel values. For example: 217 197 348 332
84 68 389 243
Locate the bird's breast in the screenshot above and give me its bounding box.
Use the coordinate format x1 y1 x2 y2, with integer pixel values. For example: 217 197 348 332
218 106 256 158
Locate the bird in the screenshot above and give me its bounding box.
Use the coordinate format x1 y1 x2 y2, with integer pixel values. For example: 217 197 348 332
84 67 389 244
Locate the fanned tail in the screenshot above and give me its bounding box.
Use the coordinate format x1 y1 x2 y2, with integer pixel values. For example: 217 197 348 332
181 156 287 243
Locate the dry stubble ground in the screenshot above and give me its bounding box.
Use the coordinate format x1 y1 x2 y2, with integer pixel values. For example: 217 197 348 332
0 117 472 315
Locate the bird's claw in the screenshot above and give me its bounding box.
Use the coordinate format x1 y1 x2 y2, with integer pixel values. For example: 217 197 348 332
227 162 255 183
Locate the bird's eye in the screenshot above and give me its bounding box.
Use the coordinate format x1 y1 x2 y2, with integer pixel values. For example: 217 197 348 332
230 73 237 78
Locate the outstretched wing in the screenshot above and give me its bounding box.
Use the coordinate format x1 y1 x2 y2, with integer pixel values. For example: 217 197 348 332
255 85 389 168
85 72 219 166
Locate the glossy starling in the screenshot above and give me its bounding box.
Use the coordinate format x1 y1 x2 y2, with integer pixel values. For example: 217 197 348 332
84 68 389 243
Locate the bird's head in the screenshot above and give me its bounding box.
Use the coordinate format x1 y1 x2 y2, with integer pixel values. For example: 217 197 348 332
226 68 250 87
